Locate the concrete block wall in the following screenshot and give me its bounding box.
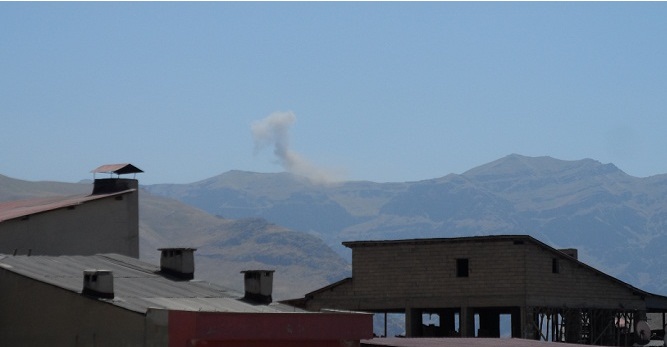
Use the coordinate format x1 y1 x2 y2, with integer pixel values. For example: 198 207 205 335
0 270 146 345
0 190 139 257
351 239 527 300
307 237 647 313
524 245 645 309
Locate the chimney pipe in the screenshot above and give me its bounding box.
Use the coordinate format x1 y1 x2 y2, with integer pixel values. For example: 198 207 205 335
92 178 138 195
241 270 274 304
82 270 114 299
158 248 196 280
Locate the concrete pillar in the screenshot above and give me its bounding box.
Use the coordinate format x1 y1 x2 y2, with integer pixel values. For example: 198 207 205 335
438 309 457 337
405 308 423 337
478 309 500 337
592 310 615 346
523 307 537 340
460 307 475 337
564 309 582 343
511 307 522 338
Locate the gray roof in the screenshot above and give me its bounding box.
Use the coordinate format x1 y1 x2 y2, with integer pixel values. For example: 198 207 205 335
0 253 303 314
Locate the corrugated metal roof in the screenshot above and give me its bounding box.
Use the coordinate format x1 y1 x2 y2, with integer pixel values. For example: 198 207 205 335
91 163 143 175
361 337 615 347
0 253 303 314
0 190 135 222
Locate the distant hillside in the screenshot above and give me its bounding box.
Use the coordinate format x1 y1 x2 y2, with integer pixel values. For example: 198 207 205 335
145 154 667 295
146 171 411 247
138 192 349 298
0 175 349 299
0 174 90 201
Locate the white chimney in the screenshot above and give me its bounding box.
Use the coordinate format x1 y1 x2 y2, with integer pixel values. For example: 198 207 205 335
159 248 196 280
241 270 274 304
82 270 114 299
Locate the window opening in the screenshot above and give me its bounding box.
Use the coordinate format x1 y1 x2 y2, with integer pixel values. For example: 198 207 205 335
457 258 469 277
552 258 560 274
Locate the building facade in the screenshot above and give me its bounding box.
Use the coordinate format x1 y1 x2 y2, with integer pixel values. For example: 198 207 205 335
0 164 141 257
0 163 373 346
0 249 372 346
293 235 667 345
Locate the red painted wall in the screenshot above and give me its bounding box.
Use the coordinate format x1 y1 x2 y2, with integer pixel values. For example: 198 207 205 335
189 341 359 347
169 310 372 347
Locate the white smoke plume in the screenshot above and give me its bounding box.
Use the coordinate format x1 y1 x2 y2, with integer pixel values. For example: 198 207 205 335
251 111 342 184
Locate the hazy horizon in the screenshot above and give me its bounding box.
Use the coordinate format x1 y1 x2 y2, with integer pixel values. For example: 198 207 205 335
2 2 666 185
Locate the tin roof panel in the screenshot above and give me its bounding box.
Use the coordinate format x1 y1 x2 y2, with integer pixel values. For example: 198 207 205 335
0 253 302 314
0 190 134 222
91 164 143 175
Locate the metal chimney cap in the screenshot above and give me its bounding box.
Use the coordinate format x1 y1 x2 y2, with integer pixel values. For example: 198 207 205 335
91 163 143 175
158 247 198 251
240 270 275 274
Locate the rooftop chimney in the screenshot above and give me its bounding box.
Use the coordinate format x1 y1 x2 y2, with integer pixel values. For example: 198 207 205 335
92 178 139 195
159 248 196 280
241 270 274 304
82 270 114 299
559 248 578 260
90 163 142 195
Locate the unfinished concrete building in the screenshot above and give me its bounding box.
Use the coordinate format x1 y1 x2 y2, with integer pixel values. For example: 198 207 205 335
292 235 667 346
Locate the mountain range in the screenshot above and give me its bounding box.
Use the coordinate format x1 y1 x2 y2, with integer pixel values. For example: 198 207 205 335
145 154 667 295
0 175 349 300
3 154 667 299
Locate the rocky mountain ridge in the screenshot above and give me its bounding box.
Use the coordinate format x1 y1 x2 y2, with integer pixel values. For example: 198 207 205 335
145 154 667 294
0 174 348 300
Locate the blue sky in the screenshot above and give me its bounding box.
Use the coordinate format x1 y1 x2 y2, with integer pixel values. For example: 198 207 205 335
1 2 666 184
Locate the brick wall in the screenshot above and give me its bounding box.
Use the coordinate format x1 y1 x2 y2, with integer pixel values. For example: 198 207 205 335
307 237 646 312
523 244 645 309
351 239 526 300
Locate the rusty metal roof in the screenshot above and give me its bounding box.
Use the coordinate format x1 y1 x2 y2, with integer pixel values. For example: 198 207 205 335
0 253 304 314
91 163 143 175
361 337 615 347
0 190 135 222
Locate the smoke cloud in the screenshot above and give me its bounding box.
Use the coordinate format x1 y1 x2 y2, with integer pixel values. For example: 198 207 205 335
251 111 342 184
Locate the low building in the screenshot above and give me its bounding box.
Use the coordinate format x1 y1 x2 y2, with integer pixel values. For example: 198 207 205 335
289 235 667 346
0 164 142 257
0 248 373 346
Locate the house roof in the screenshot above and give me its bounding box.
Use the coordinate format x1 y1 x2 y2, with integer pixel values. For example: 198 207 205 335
0 253 303 314
342 234 537 248
91 163 143 175
306 277 352 298
0 190 135 223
